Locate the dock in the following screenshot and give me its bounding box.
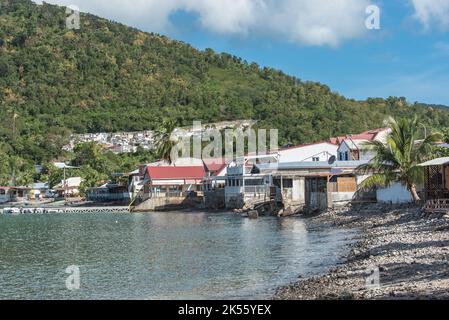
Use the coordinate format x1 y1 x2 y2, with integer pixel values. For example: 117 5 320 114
1 206 130 215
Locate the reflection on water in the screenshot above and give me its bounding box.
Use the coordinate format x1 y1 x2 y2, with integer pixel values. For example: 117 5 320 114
0 212 356 299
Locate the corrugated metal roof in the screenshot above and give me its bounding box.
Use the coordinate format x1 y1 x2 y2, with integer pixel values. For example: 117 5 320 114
146 166 205 180
257 160 370 171
419 157 449 167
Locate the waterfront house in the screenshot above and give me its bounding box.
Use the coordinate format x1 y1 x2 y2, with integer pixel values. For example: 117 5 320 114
131 158 207 211
0 187 15 204
87 183 131 203
256 159 372 212
334 128 415 204
7 183 49 201
224 155 278 209
203 158 228 190
142 165 206 197
28 182 50 200
55 177 83 197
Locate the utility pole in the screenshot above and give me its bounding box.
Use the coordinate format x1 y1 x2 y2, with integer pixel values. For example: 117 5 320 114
11 112 18 187
64 166 67 204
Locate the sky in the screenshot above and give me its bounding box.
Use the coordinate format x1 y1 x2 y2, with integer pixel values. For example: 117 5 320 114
32 0 449 105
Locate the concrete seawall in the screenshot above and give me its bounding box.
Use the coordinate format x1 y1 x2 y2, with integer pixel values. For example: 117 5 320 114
132 196 203 212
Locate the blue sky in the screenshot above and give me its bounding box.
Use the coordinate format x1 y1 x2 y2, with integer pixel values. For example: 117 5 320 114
34 0 449 105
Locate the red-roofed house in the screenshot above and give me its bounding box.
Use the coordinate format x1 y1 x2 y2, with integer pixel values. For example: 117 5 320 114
203 158 228 189
203 158 227 177
142 165 206 198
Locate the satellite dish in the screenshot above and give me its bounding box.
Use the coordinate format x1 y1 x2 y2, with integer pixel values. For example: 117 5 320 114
251 166 261 174
328 155 337 165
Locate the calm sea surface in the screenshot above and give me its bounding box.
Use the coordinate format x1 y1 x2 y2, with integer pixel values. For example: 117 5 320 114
0 211 356 299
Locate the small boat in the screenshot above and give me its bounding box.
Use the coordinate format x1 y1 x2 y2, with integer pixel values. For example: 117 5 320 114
3 208 21 215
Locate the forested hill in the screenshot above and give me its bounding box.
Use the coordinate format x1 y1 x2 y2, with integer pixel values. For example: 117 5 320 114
1 0 449 163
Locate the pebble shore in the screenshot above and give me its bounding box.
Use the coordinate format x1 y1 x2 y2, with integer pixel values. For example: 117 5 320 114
274 203 449 300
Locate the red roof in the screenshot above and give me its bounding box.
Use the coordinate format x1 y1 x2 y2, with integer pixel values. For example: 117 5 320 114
334 128 389 143
276 128 389 152
203 158 227 174
146 166 205 180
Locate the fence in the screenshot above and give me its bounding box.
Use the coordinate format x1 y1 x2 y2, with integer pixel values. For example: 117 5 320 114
328 177 357 193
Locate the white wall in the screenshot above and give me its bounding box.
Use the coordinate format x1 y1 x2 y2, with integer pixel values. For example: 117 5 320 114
377 183 412 204
279 143 338 163
360 149 376 161
0 190 12 204
0 195 9 204
338 141 376 161
292 178 305 203
337 142 351 161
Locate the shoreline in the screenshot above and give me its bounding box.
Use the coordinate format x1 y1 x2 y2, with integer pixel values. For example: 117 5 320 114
274 203 449 300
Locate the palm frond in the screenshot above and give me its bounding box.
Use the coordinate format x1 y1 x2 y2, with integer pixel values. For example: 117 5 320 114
358 174 391 191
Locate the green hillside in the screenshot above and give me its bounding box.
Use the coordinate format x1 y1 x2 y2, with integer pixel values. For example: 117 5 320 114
1 0 449 168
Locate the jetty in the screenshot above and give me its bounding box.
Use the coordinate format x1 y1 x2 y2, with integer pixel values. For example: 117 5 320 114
1 206 130 215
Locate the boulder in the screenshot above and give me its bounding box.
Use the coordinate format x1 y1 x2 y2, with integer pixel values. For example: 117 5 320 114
248 210 259 219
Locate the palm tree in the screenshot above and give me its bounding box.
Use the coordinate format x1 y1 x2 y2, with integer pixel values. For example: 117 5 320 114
154 119 178 165
356 116 442 202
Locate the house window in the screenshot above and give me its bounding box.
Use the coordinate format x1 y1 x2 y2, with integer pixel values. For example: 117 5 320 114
312 157 320 162
345 152 349 161
283 179 293 188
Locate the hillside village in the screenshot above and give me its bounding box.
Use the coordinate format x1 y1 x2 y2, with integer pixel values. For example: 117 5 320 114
62 120 256 154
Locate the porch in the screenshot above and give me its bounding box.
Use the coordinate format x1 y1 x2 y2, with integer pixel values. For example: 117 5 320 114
419 157 449 212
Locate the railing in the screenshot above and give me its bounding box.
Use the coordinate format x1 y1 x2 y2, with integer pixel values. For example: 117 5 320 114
424 199 449 212
87 193 131 202
244 186 271 194
151 191 199 198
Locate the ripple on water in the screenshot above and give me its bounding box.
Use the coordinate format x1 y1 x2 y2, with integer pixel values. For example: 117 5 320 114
0 212 357 299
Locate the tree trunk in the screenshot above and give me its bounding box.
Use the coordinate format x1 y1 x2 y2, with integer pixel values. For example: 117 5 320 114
409 184 421 202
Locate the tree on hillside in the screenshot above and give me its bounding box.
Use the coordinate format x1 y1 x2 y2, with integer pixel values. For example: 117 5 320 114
71 142 107 172
154 119 178 164
356 116 442 202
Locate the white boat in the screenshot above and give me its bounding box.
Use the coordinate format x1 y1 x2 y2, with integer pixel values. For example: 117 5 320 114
3 208 21 215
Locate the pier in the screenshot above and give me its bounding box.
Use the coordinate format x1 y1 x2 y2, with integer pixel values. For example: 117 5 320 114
1 206 130 215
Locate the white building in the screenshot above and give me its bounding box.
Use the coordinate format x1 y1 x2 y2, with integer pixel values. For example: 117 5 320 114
336 128 391 161
335 128 415 204
55 177 83 197
0 187 14 204
278 142 339 164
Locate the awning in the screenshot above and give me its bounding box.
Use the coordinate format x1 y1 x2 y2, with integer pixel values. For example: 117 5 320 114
419 157 449 167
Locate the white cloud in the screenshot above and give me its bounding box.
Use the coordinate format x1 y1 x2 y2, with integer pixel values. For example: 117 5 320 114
410 0 449 30
32 0 371 46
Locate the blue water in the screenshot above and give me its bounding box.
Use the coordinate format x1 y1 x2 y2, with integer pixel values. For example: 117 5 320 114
0 212 356 299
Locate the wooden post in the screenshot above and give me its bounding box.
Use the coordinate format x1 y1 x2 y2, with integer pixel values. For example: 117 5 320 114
327 175 333 209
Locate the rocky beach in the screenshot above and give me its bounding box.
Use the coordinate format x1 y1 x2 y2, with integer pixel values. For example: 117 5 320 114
274 203 449 300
